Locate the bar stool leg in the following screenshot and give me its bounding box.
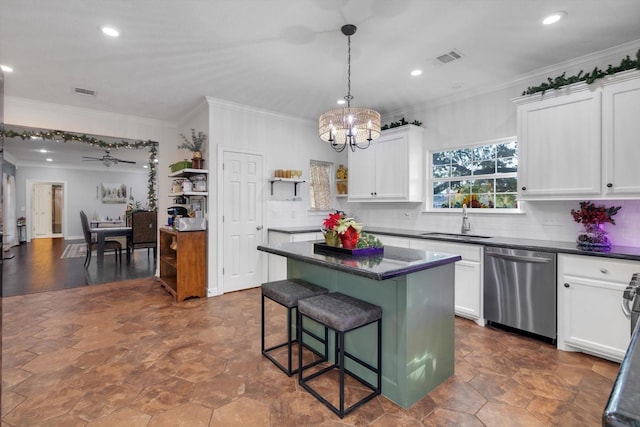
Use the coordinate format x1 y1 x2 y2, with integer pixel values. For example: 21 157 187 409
286 304 293 375
338 330 345 417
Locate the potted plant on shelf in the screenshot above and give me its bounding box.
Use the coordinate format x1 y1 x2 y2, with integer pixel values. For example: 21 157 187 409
178 129 207 169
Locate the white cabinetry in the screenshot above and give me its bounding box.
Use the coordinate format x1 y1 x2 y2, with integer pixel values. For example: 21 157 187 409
267 230 323 281
515 87 601 198
514 70 640 200
348 125 424 202
602 73 640 196
557 254 639 362
410 239 483 324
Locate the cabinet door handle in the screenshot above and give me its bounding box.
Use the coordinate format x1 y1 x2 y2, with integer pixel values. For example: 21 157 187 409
600 268 608 274
607 183 613 188
256 225 263 230
521 186 527 191
563 283 570 288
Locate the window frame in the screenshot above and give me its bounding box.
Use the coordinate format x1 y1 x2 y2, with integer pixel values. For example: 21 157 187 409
426 136 521 213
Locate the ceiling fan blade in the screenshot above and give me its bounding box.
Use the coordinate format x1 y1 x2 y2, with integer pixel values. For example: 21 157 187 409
82 156 102 161
115 159 137 164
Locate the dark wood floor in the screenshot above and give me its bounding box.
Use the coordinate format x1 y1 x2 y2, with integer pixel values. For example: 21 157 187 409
1 238 156 297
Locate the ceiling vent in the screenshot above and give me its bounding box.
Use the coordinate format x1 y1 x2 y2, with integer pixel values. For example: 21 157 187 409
73 87 96 96
435 49 463 65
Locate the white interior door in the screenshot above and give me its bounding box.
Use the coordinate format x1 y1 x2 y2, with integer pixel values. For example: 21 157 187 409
33 183 53 237
222 150 264 293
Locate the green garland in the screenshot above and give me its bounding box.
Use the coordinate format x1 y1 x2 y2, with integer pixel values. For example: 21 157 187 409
522 49 640 96
146 144 158 211
0 128 159 210
381 117 423 130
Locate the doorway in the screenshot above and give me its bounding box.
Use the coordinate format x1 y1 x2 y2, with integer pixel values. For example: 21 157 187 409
31 182 64 239
222 150 264 293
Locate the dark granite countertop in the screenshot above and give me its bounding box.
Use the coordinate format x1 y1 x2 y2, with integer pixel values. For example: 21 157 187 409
257 241 461 281
603 319 640 425
268 226 640 262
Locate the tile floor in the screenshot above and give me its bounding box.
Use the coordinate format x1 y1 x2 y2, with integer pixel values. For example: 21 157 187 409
2 278 619 426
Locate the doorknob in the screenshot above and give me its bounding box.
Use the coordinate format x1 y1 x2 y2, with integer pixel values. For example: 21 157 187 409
256 225 263 230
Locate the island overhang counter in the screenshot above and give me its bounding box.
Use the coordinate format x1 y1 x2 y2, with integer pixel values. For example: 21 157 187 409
257 241 461 408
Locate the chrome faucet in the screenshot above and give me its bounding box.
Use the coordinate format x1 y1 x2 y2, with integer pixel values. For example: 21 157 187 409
461 204 471 234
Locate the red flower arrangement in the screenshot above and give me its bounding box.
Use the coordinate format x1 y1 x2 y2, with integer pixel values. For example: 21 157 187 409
570 201 621 225
322 211 362 249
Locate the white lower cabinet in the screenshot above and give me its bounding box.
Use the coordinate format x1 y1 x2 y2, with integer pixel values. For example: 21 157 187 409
267 230 323 281
410 239 483 325
557 254 638 362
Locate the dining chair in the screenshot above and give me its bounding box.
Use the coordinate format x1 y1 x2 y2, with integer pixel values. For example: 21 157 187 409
126 210 157 262
79 210 122 268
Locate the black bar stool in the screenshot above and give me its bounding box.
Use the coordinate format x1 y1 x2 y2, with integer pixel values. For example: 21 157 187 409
261 278 328 376
297 292 382 418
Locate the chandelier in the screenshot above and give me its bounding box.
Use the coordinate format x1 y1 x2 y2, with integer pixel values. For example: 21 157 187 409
318 24 381 152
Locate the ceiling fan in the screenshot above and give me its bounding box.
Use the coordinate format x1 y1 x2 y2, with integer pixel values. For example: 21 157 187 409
82 149 136 167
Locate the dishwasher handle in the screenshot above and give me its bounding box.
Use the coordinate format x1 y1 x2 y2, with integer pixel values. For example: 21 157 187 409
485 251 553 264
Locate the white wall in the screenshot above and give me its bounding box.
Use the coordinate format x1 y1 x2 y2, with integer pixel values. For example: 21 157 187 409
15 165 148 239
5 96 177 239
201 97 345 295
205 96 345 226
351 41 640 248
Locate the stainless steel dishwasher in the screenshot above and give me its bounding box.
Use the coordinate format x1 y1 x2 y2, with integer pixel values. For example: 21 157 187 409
484 247 557 341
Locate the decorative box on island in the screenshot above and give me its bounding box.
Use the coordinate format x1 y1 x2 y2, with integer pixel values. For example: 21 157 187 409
313 242 383 257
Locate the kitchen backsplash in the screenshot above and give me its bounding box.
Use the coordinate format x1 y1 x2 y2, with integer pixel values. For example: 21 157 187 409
348 199 640 248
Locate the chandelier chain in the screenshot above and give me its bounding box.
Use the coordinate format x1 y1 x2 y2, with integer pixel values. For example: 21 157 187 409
346 34 352 106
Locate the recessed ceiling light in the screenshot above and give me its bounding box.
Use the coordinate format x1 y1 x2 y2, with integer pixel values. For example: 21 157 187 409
410 69 423 77
46 158 53 162
143 165 149 169
0 64 14 73
101 26 120 37
542 11 567 25
337 99 346 105
39 149 48 153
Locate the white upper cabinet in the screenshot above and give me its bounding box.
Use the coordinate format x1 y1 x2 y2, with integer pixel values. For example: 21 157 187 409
602 72 640 196
514 70 640 200
516 88 601 198
348 125 424 202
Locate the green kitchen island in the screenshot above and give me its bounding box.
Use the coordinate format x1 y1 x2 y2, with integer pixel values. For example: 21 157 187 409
257 241 461 408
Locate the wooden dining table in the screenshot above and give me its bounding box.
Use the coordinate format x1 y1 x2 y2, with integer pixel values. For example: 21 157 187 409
90 226 132 266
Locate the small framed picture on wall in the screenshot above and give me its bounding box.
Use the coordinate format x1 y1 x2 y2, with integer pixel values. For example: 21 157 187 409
101 183 127 204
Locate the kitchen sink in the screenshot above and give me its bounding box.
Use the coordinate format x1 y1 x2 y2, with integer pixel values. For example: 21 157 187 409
420 232 492 240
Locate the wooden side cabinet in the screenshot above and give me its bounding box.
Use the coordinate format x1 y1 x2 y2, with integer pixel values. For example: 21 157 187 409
159 228 206 301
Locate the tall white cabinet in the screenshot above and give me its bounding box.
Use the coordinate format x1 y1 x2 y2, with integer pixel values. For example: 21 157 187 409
514 69 640 200
348 125 424 202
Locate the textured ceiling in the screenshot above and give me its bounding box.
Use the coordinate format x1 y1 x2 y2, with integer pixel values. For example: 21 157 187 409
2 0 640 168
